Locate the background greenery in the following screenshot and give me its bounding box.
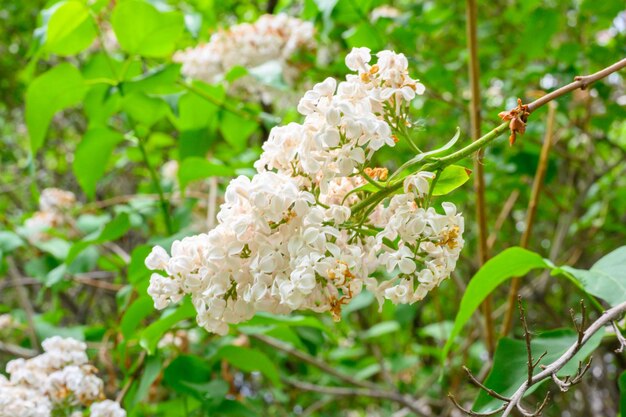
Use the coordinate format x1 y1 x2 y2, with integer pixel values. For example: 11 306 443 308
1 0 625 416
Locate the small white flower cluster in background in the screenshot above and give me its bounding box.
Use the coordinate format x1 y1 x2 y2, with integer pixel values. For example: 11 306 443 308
174 13 314 102
146 48 464 335
161 160 179 184
0 314 18 331
23 188 76 242
370 5 402 21
157 329 200 350
0 337 126 417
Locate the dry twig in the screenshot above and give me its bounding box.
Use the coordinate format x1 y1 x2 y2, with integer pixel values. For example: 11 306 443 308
451 299 626 417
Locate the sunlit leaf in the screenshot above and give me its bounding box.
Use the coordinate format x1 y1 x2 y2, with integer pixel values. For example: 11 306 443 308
178 157 235 191
111 0 184 57
26 63 87 153
432 164 472 196
43 0 97 55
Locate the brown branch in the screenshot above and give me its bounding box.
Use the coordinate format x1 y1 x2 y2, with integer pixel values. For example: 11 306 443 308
81 191 209 211
73 275 123 292
0 341 37 358
466 0 495 358
612 321 626 353
250 333 379 390
527 58 626 113
116 350 147 403
285 379 429 416
500 301 626 416
501 102 557 337
454 299 626 417
6 257 40 352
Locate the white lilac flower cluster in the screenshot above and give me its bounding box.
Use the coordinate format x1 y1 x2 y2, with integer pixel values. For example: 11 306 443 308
174 13 314 102
146 48 464 335
23 188 76 242
0 337 126 417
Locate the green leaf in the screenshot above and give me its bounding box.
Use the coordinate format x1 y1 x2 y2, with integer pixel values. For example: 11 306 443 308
178 157 235 191
120 296 154 339
140 300 195 354
620 371 626 417
76 213 112 234
123 64 182 95
442 246 614 362
474 329 604 412
0 231 24 253
26 63 87 154
388 128 461 183
34 238 71 260
214 345 282 387
241 313 330 333
224 65 248 83
128 244 152 284
111 0 184 58
177 83 225 130
132 355 162 406
561 246 626 307
35 317 85 341
218 110 258 149
343 22 383 50
66 213 131 263
442 247 549 360
432 165 471 196
360 321 400 340
121 92 169 126
44 0 97 55
45 264 67 287
163 355 214 398
213 399 257 417
73 128 124 198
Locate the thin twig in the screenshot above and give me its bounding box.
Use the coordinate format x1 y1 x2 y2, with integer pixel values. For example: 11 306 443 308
177 81 262 124
527 58 626 112
73 275 123 292
462 366 510 401
487 189 520 250
499 300 626 416
116 350 147 403
285 379 429 416
612 321 626 353
0 341 37 358
7 257 40 352
82 192 209 211
250 333 379 390
135 134 173 235
454 300 626 417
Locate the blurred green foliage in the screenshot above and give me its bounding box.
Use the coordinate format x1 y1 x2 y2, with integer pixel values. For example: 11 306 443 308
1 0 626 416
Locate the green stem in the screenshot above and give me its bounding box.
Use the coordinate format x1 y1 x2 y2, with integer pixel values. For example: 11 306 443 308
89 12 119 81
136 135 173 235
435 121 508 167
177 80 262 124
425 168 442 208
358 168 385 190
351 121 509 214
